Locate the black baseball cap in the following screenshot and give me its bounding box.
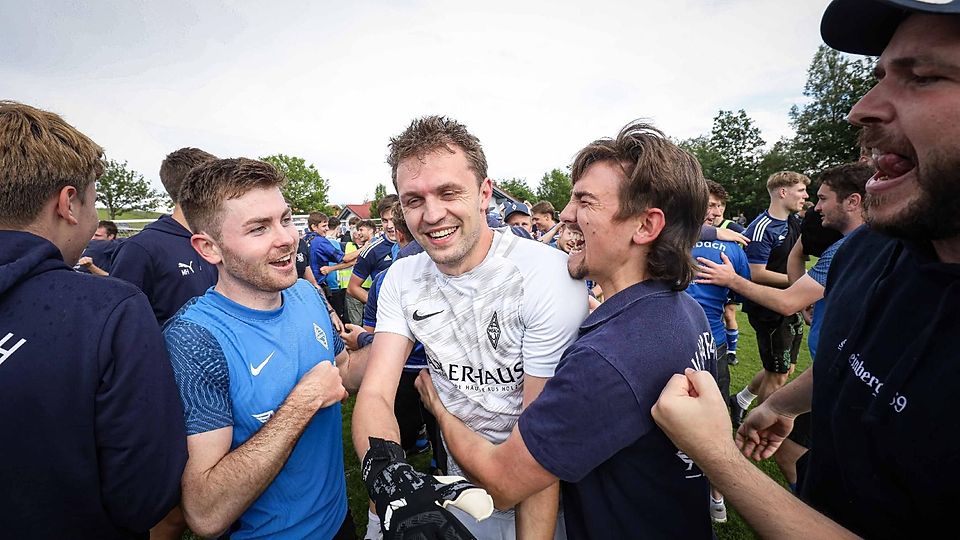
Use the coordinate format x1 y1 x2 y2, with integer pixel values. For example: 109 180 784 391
821 0 960 56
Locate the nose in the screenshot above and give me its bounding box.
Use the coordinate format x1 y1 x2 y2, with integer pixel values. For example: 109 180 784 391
848 79 891 127
421 197 445 225
559 199 576 224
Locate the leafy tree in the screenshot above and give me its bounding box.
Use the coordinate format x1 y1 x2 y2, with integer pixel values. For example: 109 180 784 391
496 178 536 203
681 110 767 216
96 159 164 219
369 183 389 218
260 154 330 214
788 46 875 175
535 169 572 211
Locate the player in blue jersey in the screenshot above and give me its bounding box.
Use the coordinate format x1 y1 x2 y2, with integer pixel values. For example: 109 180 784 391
162 157 368 539
686 180 751 523
347 196 398 305
708 191 745 366
729 171 809 427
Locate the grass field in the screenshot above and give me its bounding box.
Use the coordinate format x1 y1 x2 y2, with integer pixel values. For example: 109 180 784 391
185 307 810 539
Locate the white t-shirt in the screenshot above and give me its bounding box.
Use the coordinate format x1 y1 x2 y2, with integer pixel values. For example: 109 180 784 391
377 230 587 445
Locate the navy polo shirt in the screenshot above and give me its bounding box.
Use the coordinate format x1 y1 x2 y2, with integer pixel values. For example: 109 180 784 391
519 280 716 539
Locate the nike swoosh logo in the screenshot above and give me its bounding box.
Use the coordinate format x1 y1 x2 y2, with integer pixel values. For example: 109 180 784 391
250 351 275 376
412 310 444 321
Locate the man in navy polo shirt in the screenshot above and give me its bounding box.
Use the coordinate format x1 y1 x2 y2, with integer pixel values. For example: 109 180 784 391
111 147 218 325
416 121 716 538
653 2 960 537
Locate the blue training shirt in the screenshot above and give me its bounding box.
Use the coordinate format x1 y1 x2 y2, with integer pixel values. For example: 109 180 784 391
686 239 751 346
352 234 395 288
163 280 346 539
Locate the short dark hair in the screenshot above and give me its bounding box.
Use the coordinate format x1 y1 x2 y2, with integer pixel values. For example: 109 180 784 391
0 101 104 227
327 216 340 229
377 194 400 218
348 216 360 226
179 158 286 239
98 220 118 238
389 201 412 241
570 121 707 290
818 162 872 201
356 219 376 232
160 147 217 203
705 180 728 203
387 116 488 188
307 212 328 228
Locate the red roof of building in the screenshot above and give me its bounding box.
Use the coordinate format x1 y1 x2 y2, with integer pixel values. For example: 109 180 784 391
342 203 371 219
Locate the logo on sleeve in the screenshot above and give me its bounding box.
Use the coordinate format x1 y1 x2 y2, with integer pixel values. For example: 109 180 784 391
486 312 501 349
314 322 328 349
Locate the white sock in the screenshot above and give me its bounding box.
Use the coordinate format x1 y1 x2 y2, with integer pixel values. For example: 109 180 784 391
736 387 757 409
711 495 724 505
365 510 382 540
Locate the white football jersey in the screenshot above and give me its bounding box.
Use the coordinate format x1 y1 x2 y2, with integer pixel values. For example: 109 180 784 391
377 230 587 446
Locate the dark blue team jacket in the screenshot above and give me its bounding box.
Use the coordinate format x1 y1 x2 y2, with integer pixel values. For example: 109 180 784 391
0 230 187 538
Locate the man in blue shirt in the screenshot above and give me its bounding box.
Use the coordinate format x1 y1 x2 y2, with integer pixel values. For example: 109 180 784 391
414 121 717 538
347 195 398 305
163 157 366 539
76 220 121 275
111 148 219 325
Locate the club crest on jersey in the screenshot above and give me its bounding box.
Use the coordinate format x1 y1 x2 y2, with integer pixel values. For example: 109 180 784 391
314 322 328 349
486 312 501 349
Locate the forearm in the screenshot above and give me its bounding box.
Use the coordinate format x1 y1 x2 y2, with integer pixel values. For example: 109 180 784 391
729 275 805 316
787 240 807 285
705 445 857 539
182 402 315 536
750 267 790 288
348 282 368 304
352 390 401 460
88 263 109 276
539 224 561 244
326 260 356 272
764 367 813 417
515 483 559 540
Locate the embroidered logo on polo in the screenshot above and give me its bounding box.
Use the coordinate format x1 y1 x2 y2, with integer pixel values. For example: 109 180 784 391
314 323 328 349
412 309 444 321
178 261 195 276
486 312 501 349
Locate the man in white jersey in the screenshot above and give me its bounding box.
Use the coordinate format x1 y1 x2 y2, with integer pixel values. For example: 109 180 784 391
353 115 587 539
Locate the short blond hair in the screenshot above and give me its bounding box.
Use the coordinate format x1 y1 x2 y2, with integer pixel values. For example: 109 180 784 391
0 101 104 227
766 171 810 193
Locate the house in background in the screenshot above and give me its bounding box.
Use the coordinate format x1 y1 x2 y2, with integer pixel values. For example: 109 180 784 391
337 202 372 224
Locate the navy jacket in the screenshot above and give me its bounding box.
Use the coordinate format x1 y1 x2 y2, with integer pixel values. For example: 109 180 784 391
111 214 217 324
0 231 187 538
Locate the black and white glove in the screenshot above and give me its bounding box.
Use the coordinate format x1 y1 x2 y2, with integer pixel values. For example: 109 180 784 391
362 437 494 539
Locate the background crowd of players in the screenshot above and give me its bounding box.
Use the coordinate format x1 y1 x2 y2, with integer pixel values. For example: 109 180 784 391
2 1 958 538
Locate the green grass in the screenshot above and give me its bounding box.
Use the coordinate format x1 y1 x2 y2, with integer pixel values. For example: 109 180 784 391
97 208 163 221
185 307 811 539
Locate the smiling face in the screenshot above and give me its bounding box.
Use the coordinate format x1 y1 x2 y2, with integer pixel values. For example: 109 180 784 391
505 212 532 232
559 160 637 284
397 146 493 275
851 14 960 241
213 187 298 303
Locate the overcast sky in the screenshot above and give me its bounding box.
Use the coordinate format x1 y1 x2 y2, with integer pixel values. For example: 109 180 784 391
1 0 834 206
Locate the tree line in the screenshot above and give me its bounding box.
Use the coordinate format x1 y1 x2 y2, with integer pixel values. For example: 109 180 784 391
97 46 873 221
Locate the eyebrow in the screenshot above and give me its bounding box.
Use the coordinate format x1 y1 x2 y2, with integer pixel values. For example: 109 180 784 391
571 189 597 201
877 55 960 77
242 209 290 227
